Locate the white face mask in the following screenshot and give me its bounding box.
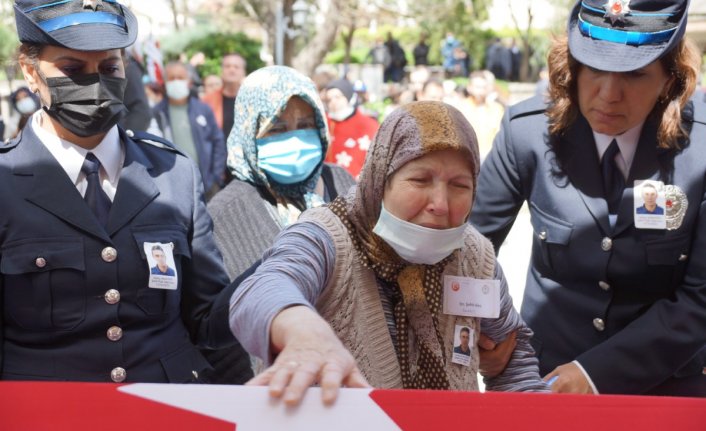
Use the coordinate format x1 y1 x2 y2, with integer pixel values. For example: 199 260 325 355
328 105 355 122
16 97 38 115
165 79 190 100
373 204 467 265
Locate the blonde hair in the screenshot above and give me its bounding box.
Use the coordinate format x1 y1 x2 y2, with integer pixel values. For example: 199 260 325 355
546 36 700 149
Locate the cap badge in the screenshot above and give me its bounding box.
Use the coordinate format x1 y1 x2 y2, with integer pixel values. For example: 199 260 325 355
603 0 631 25
83 0 103 11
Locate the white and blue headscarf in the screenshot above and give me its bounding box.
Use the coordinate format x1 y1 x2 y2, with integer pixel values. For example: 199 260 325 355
226 65 330 225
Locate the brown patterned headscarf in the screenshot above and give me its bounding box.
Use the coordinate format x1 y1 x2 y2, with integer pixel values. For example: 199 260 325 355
329 101 480 389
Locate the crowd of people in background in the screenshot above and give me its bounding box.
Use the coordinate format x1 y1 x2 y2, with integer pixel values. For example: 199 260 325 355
0 27 529 199
3 0 705 401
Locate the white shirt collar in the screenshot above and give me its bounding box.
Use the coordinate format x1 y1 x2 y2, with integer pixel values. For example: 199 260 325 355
31 111 122 185
593 121 644 179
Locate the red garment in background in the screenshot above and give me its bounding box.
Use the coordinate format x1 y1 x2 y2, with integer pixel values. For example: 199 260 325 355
326 110 379 179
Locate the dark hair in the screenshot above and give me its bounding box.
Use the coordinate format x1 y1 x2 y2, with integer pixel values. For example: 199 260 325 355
546 36 700 150
17 42 42 67
460 327 470 335
151 245 164 253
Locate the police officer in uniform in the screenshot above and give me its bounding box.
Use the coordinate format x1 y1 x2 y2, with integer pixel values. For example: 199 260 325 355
0 0 243 383
471 0 706 396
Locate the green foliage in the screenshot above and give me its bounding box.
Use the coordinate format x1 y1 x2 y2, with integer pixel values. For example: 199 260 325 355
164 30 264 77
323 47 368 65
0 24 19 70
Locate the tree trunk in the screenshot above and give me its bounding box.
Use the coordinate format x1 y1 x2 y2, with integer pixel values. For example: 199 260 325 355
293 0 341 77
168 0 180 31
342 25 356 66
283 0 295 66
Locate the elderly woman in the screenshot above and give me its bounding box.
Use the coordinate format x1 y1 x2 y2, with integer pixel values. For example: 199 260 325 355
229 101 548 405
471 0 706 395
205 66 354 383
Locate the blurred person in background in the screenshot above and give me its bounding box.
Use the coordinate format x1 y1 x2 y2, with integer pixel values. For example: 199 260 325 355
203 53 247 139
203 74 223 96
417 78 445 102
413 33 429 66
324 78 379 179
458 71 505 160
153 61 226 200
119 44 152 133
8 86 40 139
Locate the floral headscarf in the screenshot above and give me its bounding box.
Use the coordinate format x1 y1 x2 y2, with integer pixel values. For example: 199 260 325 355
226 66 330 225
328 101 480 389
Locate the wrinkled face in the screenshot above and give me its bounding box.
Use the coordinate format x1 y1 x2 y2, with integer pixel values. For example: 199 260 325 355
221 54 246 85
20 45 125 108
325 88 349 115
262 96 316 138
383 149 474 229
577 61 670 136
643 185 658 207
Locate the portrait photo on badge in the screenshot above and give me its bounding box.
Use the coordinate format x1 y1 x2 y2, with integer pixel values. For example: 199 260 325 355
634 180 666 229
451 324 473 366
144 242 179 289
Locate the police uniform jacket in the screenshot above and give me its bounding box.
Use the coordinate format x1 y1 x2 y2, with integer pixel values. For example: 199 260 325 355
470 95 706 395
0 124 236 383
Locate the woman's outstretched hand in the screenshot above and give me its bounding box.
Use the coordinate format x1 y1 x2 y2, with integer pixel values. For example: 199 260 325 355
246 305 370 406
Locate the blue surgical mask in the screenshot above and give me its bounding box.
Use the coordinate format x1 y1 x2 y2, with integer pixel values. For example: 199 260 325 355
256 128 323 184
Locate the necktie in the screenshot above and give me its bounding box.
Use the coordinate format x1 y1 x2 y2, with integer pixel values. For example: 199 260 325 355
601 139 625 214
81 153 112 226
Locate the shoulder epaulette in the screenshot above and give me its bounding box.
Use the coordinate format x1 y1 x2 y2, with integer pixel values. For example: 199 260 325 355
0 137 20 153
125 129 185 156
509 95 548 122
687 97 706 127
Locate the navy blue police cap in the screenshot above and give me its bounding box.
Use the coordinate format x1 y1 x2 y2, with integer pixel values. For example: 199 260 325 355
568 0 690 72
14 0 137 51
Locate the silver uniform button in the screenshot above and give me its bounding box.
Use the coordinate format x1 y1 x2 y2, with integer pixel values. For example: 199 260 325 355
593 318 605 332
35 257 47 268
702 367 706 375
104 289 121 304
111 367 127 383
101 247 117 263
192 370 199 379
107 326 123 341
601 237 613 251
539 231 547 241
679 254 688 262
126 129 135 138
598 281 610 291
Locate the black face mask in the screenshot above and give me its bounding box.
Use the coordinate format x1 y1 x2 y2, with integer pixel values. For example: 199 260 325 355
42 73 127 137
